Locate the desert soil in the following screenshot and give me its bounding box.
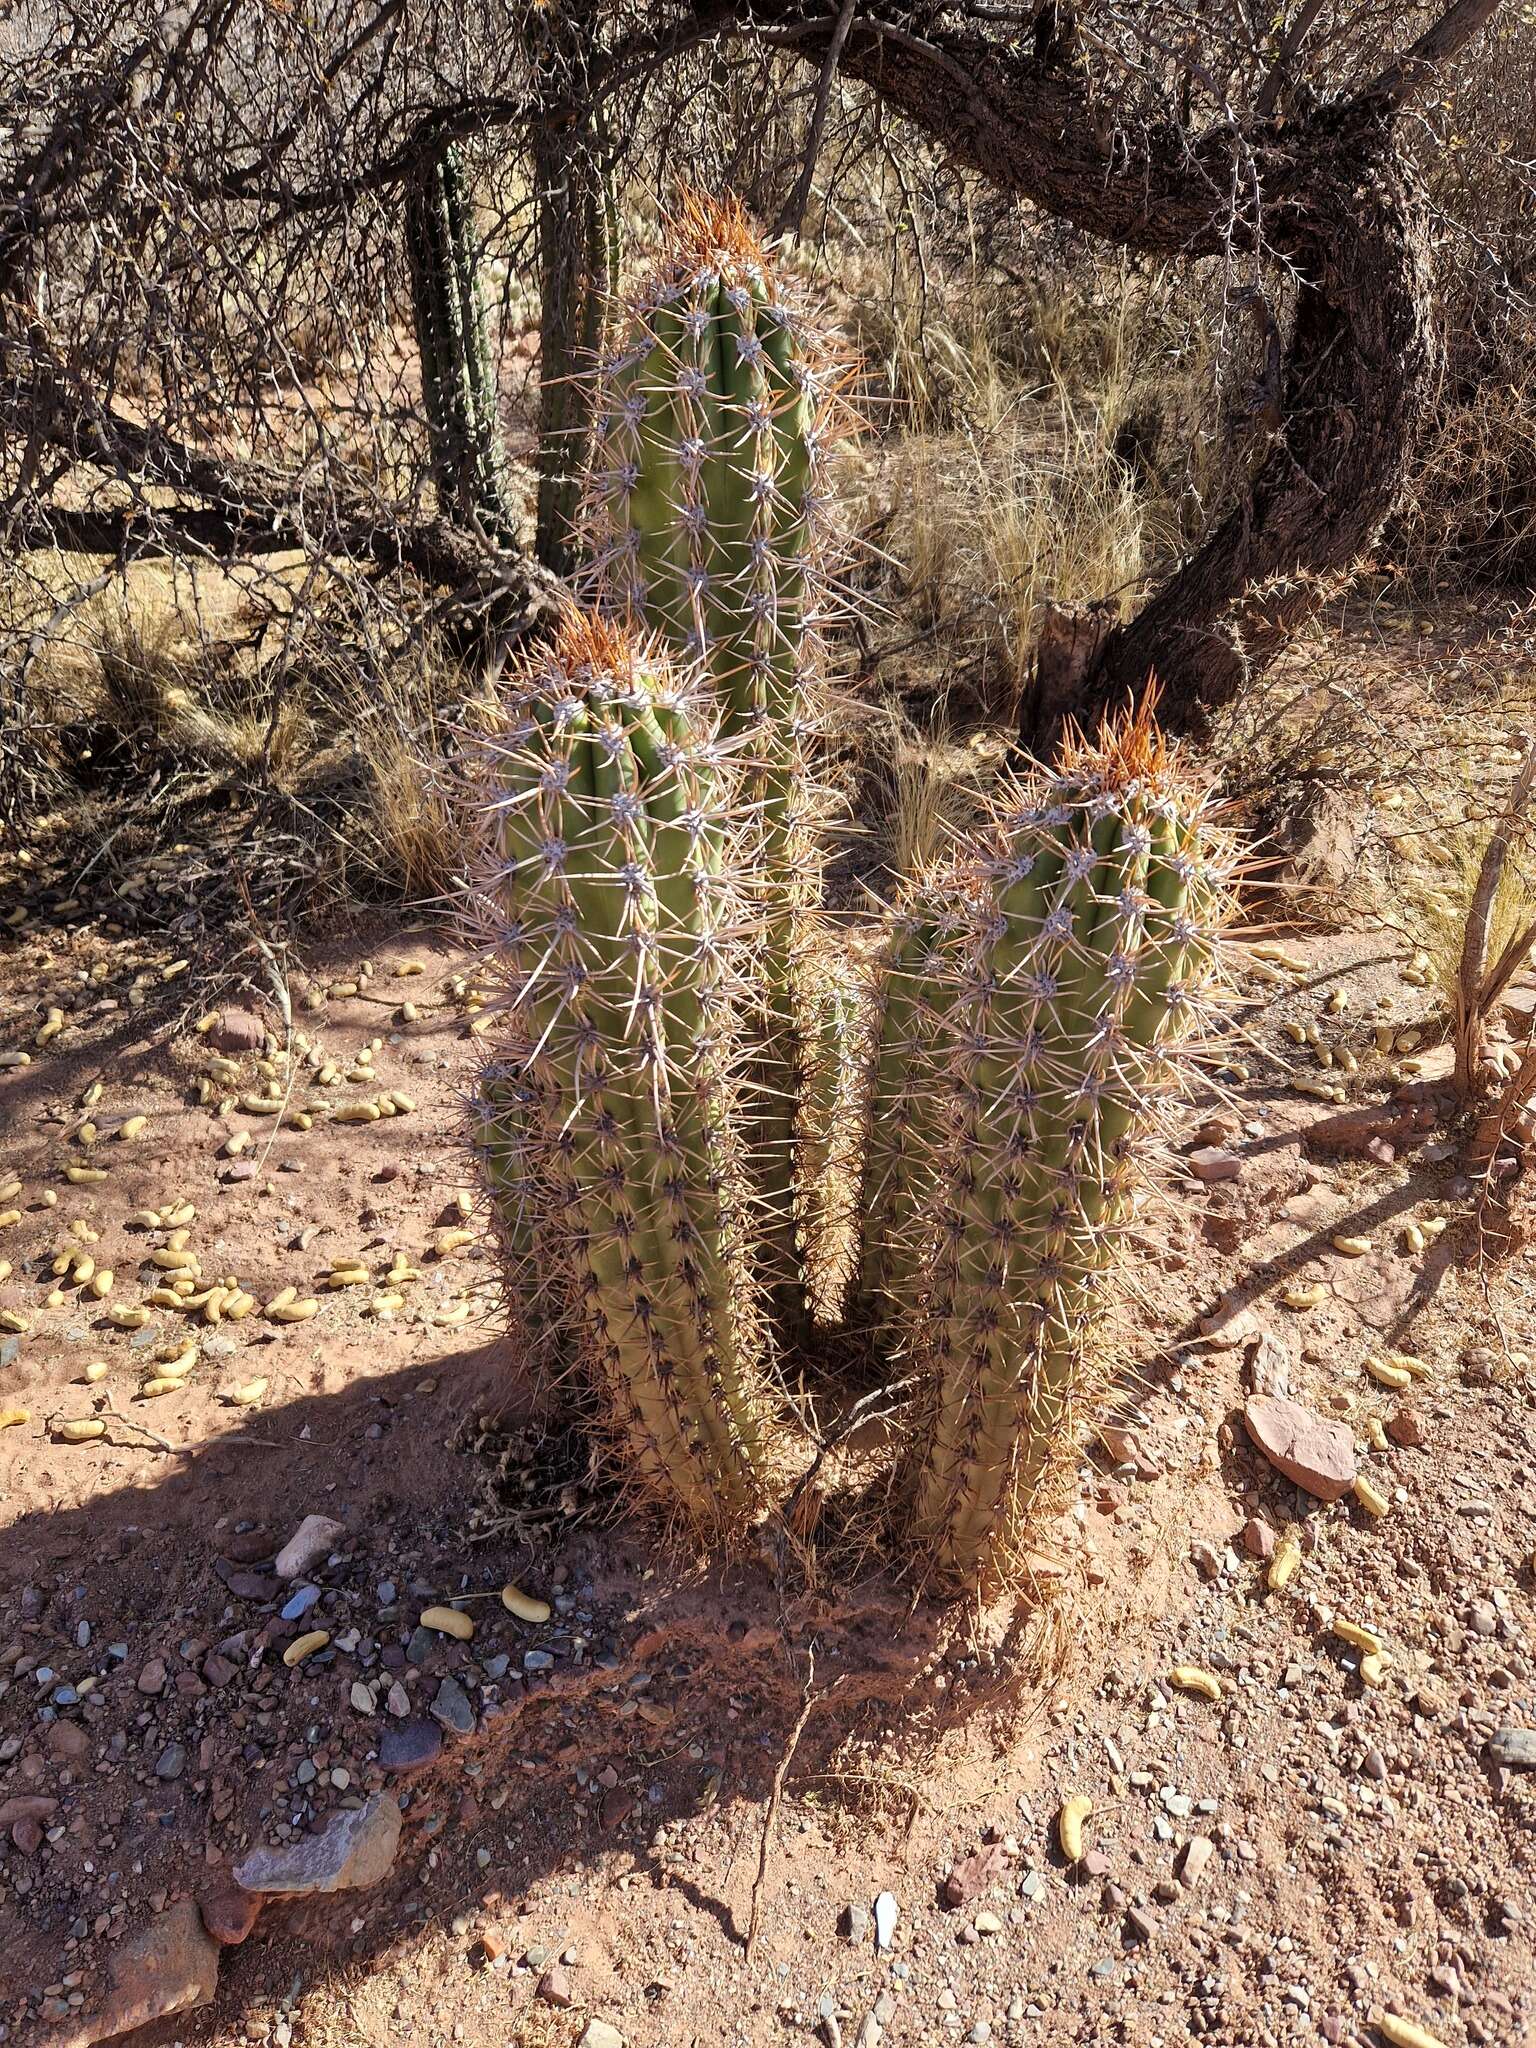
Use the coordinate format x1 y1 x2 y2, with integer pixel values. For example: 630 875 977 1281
3 733 1536 2048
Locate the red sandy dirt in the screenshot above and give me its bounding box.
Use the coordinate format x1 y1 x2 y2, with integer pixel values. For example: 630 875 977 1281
2 910 1535 2048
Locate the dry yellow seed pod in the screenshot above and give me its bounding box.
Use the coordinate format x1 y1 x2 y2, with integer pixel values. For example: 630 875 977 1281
1401 1219 1426 1253
287 1112 313 1132
1331 1617 1384 1656
71 1255 95 1284
266 1285 296 1313
283 1630 330 1667
1169 1666 1222 1702
0 1309 31 1334
224 1291 256 1320
88 1268 114 1298
435 1302 472 1327
1359 1650 1391 1689
388 1091 416 1113
119 1115 148 1140
151 1248 197 1271
501 1585 552 1624
1353 1476 1391 1518
434 1229 475 1258
1331 1234 1371 1257
1281 1284 1327 1310
229 1377 268 1406
139 1377 182 1398
57 1417 106 1441
419 1605 474 1642
1365 1357 1412 1391
1267 1534 1302 1591
194 1012 219 1035
108 1304 149 1329
270 1298 319 1323
0 1177 22 1203
0 1406 29 1428
371 1292 405 1314
1057 1795 1093 1863
1377 2014 1446 2048
83 1361 110 1384
223 1131 252 1158
0 1208 20 1230
129 1209 162 1228
65 1166 108 1184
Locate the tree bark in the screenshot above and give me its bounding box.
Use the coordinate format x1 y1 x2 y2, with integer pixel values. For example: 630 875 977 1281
720 0 1478 742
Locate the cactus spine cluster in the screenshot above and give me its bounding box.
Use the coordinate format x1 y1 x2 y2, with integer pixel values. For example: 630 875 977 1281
469 613 774 1530
580 198 849 1292
895 713 1228 1587
405 143 519 545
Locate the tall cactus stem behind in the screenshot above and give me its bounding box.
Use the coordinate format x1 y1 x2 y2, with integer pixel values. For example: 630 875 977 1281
466 613 777 1534
898 707 1233 1588
580 195 855 1300
405 142 519 545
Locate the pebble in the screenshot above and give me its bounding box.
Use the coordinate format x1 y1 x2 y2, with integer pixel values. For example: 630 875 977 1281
1240 1516 1277 1561
280 1584 323 1622
577 2023 624 2048
431 1676 476 1737
538 1964 575 2007
137 1658 168 1696
842 1903 872 1943
378 1720 442 1776
874 1891 899 1951
1488 1728 1536 1770
156 1742 187 1780
1189 1146 1242 1182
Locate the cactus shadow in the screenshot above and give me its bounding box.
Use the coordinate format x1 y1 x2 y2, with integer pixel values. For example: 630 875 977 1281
0 1341 1042 2042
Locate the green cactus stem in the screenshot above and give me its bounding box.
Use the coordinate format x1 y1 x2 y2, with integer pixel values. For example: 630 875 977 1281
899 709 1231 1588
405 141 519 545
580 195 852 1304
467 611 776 1531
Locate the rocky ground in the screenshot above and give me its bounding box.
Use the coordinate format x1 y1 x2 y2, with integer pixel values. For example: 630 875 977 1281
2 867 1535 2048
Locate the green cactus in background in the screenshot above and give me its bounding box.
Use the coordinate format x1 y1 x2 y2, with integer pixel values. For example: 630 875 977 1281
894 710 1231 1589
580 196 852 1303
467 612 776 1531
405 142 519 545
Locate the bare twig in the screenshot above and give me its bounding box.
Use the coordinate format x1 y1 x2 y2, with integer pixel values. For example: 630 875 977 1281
1454 731 1536 1098
745 1651 829 1957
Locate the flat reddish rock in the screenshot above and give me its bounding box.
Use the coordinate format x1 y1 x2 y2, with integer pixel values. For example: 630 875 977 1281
1244 1394 1357 1502
198 1876 263 1946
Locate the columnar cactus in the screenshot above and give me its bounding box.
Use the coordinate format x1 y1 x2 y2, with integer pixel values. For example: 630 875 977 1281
405 143 519 545
894 712 1232 1588
579 197 851 1295
467 613 777 1531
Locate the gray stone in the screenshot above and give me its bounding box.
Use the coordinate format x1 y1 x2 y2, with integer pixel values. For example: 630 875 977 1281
1489 1728 1536 1770
842 1902 871 1943
156 1742 187 1781
234 1793 401 1896
275 1514 346 1580
378 1720 441 1776
281 1584 323 1622
523 1649 555 1673
431 1676 476 1737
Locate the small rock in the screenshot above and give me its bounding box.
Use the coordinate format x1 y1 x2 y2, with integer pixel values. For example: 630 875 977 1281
941 1842 1009 1908
1385 1408 1425 1450
874 1891 899 1951
431 1676 477 1737
45 1719 90 1763
378 1720 442 1776
12 1817 42 1854
137 1658 168 1696
1189 1146 1241 1183
1125 1904 1158 1943
577 2023 624 2048
538 1964 575 2007
1243 1393 1356 1502
1190 1540 1223 1581
156 1742 188 1781
1179 1836 1215 1888
234 1793 402 1895
202 1652 238 1688
973 1910 1002 1935
1240 1516 1277 1561
198 1877 263 1946
209 1007 267 1053
0 1795 58 1829
280 1584 323 1622
275 1514 346 1580
1488 1729 1536 1771
842 1903 872 1943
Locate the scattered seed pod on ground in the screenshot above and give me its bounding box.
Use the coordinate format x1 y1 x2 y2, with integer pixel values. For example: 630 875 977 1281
501 1585 552 1623
1057 1795 1093 1863
419 1605 474 1641
283 1630 330 1667
1169 1665 1222 1701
